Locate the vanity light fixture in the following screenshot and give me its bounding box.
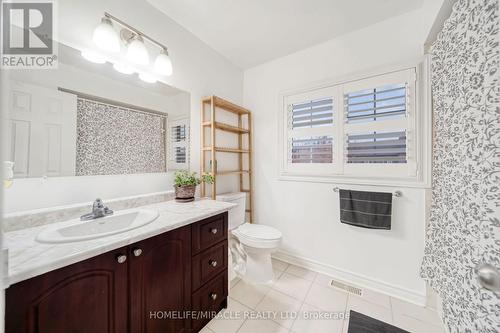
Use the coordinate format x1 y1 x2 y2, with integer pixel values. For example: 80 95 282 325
81 50 107 64
92 17 120 52
125 35 149 66
154 48 173 76
113 62 134 75
85 13 173 82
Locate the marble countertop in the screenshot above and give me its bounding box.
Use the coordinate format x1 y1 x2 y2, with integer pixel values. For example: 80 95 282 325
4 199 236 286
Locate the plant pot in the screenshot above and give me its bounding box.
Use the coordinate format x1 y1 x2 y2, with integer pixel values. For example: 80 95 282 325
174 185 196 202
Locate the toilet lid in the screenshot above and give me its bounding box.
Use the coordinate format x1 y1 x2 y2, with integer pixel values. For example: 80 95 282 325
236 224 282 240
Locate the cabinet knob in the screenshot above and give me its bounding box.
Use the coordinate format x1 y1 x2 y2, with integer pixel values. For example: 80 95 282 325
133 248 143 257
210 293 217 300
209 260 218 267
210 228 218 234
116 254 127 264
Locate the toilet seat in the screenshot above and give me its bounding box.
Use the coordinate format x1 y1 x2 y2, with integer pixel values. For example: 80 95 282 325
232 223 282 249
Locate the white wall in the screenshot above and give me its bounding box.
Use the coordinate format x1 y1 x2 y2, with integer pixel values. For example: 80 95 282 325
243 2 442 304
2 0 243 213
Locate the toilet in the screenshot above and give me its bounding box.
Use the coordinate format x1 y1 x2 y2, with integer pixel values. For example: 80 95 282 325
216 192 282 284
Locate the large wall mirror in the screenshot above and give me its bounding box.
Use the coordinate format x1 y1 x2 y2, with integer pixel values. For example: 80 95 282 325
3 42 190 179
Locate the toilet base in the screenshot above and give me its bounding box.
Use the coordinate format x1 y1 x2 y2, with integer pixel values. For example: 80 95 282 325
229 236 277 285
240 246 275 284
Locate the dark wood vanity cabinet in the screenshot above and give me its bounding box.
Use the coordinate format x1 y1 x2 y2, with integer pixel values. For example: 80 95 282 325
6 246 129 333
129 225 192 333
190 214 229 331
6 212 228 333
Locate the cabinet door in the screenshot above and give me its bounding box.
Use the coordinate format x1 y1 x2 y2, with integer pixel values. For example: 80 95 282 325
129 225 192 333
6 247 129 333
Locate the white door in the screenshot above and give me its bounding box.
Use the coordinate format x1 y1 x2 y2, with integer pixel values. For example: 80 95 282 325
7 81 77 178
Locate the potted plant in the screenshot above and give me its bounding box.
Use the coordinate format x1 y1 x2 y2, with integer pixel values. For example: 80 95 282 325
173 170 214 202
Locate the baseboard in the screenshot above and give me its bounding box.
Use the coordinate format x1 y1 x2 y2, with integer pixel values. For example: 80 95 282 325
272 250 426 306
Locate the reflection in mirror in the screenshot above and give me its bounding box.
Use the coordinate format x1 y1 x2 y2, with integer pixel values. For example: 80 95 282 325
4 42 190 178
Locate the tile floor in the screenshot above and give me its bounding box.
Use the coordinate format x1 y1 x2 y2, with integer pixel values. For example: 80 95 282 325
201 259 447 333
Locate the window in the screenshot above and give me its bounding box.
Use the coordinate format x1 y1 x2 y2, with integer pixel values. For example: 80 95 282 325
281 68 420 182
169 118 189 170
284 87 339 174
171 125 187 163
346 131 406 164
291 98 334 129
291 136 333 164
290 98 334 164
345 83 406 124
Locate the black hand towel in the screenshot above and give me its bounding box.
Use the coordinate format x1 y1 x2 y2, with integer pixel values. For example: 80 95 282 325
339 189 392 230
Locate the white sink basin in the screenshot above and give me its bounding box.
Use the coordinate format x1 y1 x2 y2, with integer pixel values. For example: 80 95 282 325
36 209 159 243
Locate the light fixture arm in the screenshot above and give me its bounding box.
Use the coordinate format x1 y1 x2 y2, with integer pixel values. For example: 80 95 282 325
104 12 168 51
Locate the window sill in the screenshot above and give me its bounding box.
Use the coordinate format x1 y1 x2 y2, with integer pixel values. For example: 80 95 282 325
278 173 431 189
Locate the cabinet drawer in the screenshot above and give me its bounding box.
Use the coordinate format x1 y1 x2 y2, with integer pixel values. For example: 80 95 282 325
192 240 228 290
191 271 228 332
192 213 228 254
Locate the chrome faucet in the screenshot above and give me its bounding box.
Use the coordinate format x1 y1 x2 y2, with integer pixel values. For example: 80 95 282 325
80 198 114 221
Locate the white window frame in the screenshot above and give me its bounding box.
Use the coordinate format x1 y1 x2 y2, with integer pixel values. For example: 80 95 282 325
278 61 431 187
342 69 417 178
283 86 341 175
168 117 190 170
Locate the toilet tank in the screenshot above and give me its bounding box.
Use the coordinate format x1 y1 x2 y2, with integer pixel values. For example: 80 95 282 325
216 192 247 230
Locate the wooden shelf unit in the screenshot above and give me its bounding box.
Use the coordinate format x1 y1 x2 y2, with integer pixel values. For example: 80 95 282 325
200 96 253 223
216 170 250 176
202 147 250 153
202 121 249 134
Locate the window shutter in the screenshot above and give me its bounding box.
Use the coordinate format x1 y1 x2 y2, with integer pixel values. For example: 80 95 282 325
291 98 334 128
171 125 187 163
281 68 417 179
343 71 413 168
284 88 338 174
290 136 333 163
345 83 407 123
171 124 186 142
173 147 186 163
169 121 189 168
346 131 407 163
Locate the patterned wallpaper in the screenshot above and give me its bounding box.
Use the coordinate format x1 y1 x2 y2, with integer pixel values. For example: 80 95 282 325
76 98 166 176
420 0 500 332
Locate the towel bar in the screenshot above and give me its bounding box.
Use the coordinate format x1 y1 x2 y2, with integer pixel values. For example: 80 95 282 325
333 187 402 197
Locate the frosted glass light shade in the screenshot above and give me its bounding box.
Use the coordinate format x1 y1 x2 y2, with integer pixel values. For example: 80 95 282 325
138 72 156 83
81 50 106 64
126 36 149 65
154 49 173 76
113 62 134 75
92 17 120 52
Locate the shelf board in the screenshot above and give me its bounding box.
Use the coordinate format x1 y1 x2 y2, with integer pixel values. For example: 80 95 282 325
203 121 249 134
203 147 250 153
202 96 250 115
216 170 250 175
216 147 250 153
